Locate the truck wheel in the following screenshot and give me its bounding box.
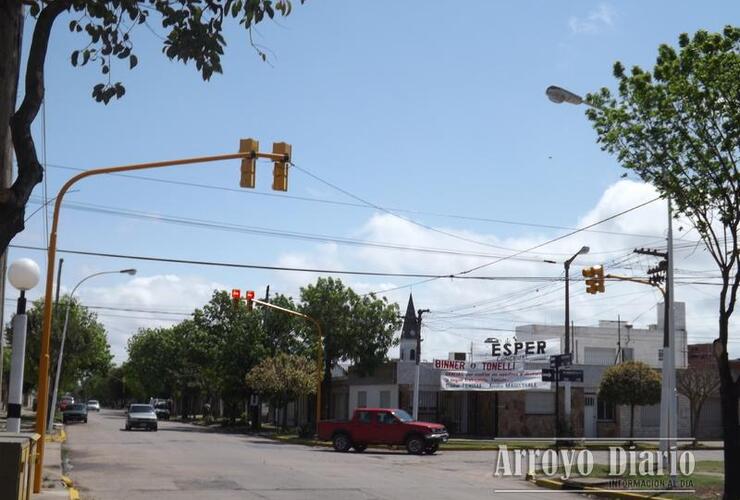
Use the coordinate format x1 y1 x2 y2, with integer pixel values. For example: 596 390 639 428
353 444 367 453
406 435 425 455
332 433 352 452
425 443 439 455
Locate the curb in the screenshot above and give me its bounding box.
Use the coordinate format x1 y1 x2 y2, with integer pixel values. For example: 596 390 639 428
529 475 671 499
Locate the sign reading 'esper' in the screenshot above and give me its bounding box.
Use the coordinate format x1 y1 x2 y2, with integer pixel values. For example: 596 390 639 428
433 337 560 391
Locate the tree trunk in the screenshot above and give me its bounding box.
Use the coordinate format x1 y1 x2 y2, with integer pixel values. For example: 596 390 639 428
718 341 740 499
629 404 635 441
0 0 23 254
1 0 69 254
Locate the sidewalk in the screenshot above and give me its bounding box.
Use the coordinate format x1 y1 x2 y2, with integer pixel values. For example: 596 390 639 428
35 435 71 499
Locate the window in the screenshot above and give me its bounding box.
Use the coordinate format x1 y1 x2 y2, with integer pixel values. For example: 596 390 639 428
377 412 397 425
597 399 615 421
622 348 634 362
584 347 616 365
380 390 391 408
525 392 555 415
641 404 660 427
356 411 372 424
410 349 416 361
453 352 466 361
357 391 367 408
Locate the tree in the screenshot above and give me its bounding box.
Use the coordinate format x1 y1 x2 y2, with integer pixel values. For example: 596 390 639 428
192 290 265 422
263 294 306 357
599 361 661 440
677 367 720 441
0 0 304 253
245 353 317 429
6 297 113 394
299 277 400 418
585 26 740 497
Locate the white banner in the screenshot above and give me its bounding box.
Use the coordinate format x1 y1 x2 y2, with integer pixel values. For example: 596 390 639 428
439 366 550 391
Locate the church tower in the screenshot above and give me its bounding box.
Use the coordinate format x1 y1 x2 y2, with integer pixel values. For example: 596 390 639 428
399 294 418 362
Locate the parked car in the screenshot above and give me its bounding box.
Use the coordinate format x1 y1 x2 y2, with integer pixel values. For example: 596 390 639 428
62 403 88 424
59 395 74 411
153 402 170 420
87 400 101 412
125 404 158 431
317 408 448 455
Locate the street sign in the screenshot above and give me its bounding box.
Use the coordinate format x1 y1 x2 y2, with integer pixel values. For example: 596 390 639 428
559 369 584 383
541 368 556 382
549 353 573 368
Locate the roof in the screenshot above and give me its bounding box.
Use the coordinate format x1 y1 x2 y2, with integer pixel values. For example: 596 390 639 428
401 294 418 339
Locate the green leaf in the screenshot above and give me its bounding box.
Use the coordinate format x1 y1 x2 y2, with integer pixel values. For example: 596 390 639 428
71 50 79 67
129 54 138 69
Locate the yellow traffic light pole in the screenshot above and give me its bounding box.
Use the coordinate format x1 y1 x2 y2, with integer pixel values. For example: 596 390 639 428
605 273 666 297
33 144 289 493
247 297 323 432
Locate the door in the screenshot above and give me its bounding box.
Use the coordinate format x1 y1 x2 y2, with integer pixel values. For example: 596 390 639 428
584 394 597 438
376 411 405 444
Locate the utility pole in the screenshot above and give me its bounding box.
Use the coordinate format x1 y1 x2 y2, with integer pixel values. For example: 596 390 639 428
634 245 675 482
412 308 430 420
615 315 622 364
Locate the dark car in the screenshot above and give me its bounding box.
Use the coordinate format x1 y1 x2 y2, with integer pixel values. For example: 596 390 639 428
126 404 158 431
63 403 88 424
154 402 170 420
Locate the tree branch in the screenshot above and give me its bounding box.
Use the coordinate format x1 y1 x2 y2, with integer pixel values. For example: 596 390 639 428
8 0 70 212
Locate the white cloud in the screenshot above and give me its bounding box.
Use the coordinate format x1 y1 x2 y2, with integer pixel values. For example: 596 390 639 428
569 4 616 35
82 180 739 363
79 274 226 363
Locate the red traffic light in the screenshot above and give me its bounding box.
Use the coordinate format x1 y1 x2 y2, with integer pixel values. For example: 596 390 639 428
231 289 241 300
246 290 255 301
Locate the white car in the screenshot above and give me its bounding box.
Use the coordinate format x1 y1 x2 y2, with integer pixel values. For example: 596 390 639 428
87 400 101 412
125 404 158 431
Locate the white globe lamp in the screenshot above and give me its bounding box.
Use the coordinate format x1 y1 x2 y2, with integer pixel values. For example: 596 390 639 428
8 258 41 291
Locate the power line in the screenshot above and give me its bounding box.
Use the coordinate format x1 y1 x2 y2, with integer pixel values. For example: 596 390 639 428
43 162 663 239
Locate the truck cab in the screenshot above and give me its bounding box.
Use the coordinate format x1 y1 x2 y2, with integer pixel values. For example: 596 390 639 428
317 408 448 455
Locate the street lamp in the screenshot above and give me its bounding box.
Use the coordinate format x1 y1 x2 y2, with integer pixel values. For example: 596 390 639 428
6 258 40 433
564 246 590 355
546 85 585 105
547 84 677 475
47 268 137 433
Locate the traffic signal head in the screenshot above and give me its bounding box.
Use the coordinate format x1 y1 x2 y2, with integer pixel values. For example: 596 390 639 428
582 265 605 294
246 290 255 311
239 138 259 188
272 142 291 192
231 288 241 306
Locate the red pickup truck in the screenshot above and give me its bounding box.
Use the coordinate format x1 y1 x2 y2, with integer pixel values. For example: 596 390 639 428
317 408 449 455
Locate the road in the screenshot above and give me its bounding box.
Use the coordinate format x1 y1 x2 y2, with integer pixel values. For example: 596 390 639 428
63 409 576 500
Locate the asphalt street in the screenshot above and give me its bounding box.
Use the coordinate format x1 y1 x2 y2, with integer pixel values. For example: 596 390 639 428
63 409 579 500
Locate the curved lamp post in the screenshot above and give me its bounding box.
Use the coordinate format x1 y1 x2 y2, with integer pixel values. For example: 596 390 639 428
6 258 40 432
47 268 137 433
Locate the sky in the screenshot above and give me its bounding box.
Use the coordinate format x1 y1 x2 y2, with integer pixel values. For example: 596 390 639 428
4 1 740 363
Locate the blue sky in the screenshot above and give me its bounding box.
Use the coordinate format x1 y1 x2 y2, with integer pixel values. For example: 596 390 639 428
6 1 740 361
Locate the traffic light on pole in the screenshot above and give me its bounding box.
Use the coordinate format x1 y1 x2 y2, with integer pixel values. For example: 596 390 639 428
246 290 255 311
239 138 259 188
582 265 605 294
231 288 241 306
272 142 291 192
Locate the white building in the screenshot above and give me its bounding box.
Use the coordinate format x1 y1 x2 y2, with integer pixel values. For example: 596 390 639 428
515 302 690 438
515 302 688 369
